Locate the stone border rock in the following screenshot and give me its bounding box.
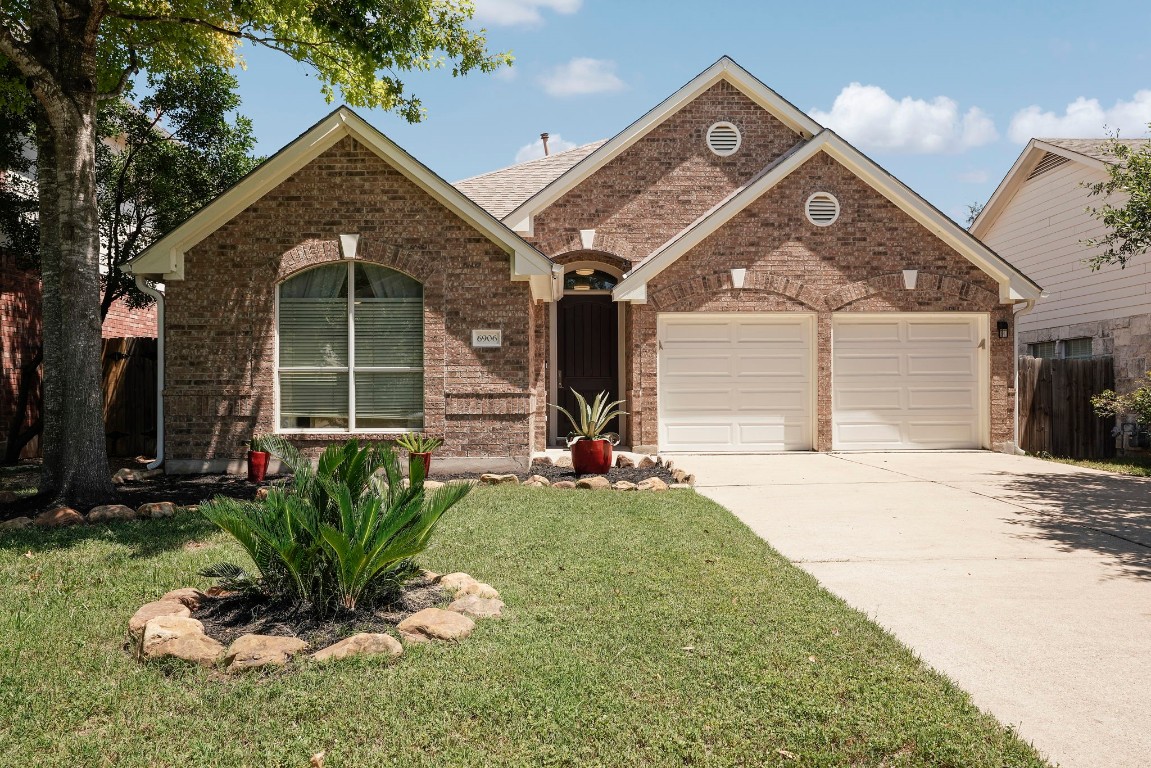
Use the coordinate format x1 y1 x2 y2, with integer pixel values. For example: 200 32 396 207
128 571 502 672
1 499 200 532
480 454 695 491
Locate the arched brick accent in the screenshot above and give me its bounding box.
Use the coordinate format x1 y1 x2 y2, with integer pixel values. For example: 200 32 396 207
534 231 644 263
822 272 999 311
552 249 630 274
274 238 438 284
649 269 819 311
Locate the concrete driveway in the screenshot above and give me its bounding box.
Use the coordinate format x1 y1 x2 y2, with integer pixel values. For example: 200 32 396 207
688 451 1151 768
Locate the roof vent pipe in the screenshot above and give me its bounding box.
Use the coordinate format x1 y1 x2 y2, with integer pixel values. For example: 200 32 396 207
541 132 550 156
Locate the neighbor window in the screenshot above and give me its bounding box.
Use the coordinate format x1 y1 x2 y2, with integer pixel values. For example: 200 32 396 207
1063 337 1093 359
277 262 423 431
1028 341 1057 359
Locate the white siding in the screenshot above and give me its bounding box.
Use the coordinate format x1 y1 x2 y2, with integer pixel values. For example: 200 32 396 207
981 161 1147 332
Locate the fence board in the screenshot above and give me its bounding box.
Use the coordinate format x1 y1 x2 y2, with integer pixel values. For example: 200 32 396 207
101 337 157 457
1018 356 1115 459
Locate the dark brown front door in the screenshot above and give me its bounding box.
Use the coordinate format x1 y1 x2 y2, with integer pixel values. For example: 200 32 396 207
556 293 619 441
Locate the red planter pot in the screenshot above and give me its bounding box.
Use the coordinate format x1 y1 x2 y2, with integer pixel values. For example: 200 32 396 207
571 438 613 475
410 452 433 479
247 450 270 483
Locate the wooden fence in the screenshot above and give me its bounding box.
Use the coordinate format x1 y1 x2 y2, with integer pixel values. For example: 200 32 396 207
101 337 157 458
1018 355 1115 460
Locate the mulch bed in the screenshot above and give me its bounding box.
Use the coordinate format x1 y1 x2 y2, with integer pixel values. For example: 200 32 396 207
192 575 446 648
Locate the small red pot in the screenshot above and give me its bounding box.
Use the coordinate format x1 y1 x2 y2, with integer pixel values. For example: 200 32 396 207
247 450 270 483
571 438 613 475
410 452 433 478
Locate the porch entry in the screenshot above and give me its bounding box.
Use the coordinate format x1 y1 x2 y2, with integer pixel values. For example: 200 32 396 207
554 292 620 444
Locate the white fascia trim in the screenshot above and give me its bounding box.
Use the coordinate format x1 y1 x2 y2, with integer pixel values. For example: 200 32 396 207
125 108 556 300
970 139 1106 238
503 56 824 236
613 131 1042 303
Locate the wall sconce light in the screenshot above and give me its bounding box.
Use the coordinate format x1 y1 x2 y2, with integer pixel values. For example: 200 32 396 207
902 269 918 290
730 268 747 290
574 267 595 276
997 320 1010 338
339 233 360 260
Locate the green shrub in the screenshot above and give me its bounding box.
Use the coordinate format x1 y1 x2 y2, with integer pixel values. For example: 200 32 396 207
200 438 470 614
1092 371 1151 427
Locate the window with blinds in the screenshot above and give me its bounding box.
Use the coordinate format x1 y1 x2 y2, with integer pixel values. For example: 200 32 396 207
1063 337 1093 360
277 262 424 431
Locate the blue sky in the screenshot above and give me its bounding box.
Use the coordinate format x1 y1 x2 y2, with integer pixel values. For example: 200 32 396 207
230 0 1151 223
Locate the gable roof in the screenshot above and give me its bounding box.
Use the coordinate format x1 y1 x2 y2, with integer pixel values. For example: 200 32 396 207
501 56 825 235
454 140 607 218
613 130 1043 304
125 107 560 301
971 137 1150 238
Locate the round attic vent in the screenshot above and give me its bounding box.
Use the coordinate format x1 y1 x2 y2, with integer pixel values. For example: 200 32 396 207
805 192 840 226
706 122 741 156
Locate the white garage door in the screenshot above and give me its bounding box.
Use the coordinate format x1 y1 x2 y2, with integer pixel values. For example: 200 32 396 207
832 314 986 450
658 314 813 452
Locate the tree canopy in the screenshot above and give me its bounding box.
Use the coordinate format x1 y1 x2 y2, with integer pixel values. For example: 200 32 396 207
1085 130 1151 270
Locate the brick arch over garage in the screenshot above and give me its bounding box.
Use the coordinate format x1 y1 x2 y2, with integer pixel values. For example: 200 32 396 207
648 269 820 312
822 272 999 312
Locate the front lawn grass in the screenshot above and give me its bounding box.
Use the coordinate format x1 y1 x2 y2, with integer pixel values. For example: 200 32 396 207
1041 453 1151 477
0 487 1047 767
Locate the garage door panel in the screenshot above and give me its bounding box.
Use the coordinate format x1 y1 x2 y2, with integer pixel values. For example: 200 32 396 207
906 321 978 343
834 321 903 343
906 353 976 376
737 352 808 377
836 354 901 376
661 353 734 376
906 387 977 410
739 387 808 411
835 387 903 410
662 321 731 344
659 314 813 452
833 315 984 450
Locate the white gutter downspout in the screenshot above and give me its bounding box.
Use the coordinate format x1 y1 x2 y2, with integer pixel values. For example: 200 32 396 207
1011 298 1038 454
135 276 165 470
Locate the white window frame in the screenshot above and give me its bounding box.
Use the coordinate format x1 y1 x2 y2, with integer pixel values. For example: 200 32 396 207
274 261 424 435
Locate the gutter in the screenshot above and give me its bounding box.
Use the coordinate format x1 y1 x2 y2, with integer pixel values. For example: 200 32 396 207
1011 298 1039 454
134 275 165 471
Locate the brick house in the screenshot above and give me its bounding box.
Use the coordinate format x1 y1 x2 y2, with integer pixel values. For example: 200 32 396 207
126 57 1041 473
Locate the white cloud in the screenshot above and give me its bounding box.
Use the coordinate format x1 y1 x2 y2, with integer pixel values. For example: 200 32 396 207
810 83 998 154
956 169 990 184
472 0 581 26
515 133 578 163
539 58 625 97
1008 91 1151 142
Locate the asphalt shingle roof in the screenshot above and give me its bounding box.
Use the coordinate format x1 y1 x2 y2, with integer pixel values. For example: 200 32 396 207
1040 137 1150 164
453 140 607 219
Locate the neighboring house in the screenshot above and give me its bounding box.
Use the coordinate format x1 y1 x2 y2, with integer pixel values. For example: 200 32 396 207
972 138 1151 395
126 57 1041 473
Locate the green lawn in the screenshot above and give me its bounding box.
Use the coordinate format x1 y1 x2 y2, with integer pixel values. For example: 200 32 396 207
1041 453 1151 477
0 487 1047 767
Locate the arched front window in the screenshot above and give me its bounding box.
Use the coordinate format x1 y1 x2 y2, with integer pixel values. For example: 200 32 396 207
277 262 423 431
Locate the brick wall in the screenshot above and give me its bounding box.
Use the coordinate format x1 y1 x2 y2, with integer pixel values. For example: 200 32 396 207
165 136 538 464
102 296 157 338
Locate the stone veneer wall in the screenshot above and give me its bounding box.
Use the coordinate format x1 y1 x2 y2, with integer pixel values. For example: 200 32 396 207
1020 316 1151 394
163 136 539 467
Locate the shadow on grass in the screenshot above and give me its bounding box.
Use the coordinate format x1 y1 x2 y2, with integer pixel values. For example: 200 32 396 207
0 513 221 559
997 468 1151 580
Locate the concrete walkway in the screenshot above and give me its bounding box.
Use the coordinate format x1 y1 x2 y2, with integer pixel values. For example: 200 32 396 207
687 451 1151 768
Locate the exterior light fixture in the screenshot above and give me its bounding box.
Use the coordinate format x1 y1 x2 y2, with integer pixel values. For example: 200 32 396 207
573 284 591 291
730 268 747 290
997 320 1010 338
902 269 918 290
575 268 595 276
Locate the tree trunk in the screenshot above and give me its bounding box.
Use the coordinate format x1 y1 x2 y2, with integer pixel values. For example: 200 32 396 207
35 89 115 508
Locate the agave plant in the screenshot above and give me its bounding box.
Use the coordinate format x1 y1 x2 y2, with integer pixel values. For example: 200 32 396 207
394 432 444 454
200 438 470 614
551 389 627 444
